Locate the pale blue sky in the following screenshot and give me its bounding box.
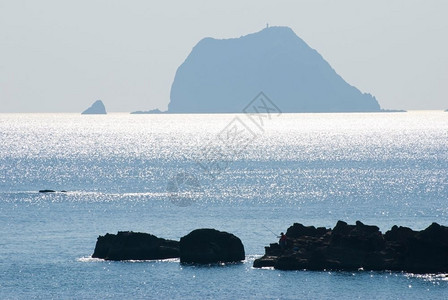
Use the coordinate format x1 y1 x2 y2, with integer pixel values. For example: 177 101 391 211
1 0 447 112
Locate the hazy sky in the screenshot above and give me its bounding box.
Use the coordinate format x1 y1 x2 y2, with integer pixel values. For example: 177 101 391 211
1 0 447 112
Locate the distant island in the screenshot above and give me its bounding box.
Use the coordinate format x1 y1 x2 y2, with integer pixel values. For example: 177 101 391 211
82 100 107 114
130 109 165 114
380 109 407 113
168 26 381 113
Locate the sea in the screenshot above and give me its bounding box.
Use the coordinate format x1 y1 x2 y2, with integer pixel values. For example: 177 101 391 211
1 111 447 299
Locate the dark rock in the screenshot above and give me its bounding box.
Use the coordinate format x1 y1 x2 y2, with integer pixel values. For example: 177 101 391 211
286 223 330 238
384 225 416 242
180 229 245 264
403 223 448 273
253 255 278 268
254 221 448 273
39 189 56 193
92 231 179 261
331 221 384 255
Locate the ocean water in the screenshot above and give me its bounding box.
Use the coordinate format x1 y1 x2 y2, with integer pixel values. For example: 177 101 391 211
1 111 447 299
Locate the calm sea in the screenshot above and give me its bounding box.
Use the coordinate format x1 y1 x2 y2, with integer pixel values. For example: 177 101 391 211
1 112 447 299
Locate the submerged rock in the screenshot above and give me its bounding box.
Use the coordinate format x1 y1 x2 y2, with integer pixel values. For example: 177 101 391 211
180 228 245 264
254 221 448 273
82 100 107 114
92 231 179 261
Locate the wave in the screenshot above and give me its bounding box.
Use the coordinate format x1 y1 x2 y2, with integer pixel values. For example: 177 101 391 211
77 256 180 263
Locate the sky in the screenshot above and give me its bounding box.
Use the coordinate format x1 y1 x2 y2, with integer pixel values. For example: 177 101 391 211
1 0 447 112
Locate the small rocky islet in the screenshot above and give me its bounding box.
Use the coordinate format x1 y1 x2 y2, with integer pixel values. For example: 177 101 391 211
92 231 180 261
92 221 448 273
81 100 107 115
92 228 245 264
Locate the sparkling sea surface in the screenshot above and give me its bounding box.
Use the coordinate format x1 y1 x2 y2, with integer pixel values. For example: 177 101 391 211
1 111 448 299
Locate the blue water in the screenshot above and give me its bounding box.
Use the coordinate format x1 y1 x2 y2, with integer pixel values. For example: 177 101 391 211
1 112 448 299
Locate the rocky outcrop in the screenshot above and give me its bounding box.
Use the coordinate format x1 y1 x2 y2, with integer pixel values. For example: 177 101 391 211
92 231 179 261
180 229 245 264
169 26 381 113
91 229 245 263
253 221 448 273
82 100 107 114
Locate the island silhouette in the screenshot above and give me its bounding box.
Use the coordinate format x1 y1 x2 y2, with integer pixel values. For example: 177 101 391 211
167 26 381 113
82 100 107 114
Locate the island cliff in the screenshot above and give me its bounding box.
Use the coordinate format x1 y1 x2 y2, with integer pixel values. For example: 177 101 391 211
169 26 381 113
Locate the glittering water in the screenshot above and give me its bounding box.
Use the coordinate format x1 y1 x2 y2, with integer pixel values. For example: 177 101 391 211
1 112 447 299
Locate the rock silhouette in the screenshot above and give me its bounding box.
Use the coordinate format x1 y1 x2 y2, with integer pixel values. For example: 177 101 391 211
253 221 448 273
92 231 179 261
180 229 245 264
91 229 245 263
169 26 381 113
82 100 107 114
39 189 56 193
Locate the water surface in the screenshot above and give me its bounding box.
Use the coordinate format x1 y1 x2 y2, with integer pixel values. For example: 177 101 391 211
1 112 447 299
